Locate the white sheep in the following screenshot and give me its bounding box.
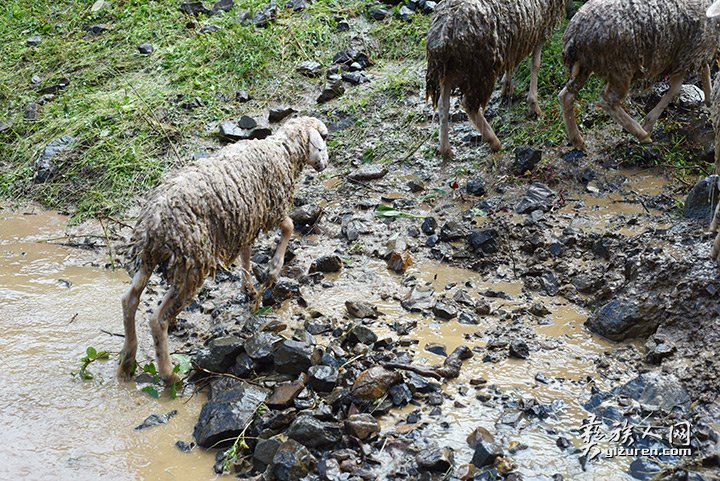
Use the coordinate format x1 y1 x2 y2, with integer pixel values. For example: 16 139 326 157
117 116 329 383
425 0 566 158
559 0 719 151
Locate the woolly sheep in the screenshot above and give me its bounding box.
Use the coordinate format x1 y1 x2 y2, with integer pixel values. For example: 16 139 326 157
117 116 329 383
425 0 566 158
559 0 719 151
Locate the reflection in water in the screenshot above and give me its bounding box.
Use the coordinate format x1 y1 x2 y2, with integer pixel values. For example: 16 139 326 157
0 209 215 481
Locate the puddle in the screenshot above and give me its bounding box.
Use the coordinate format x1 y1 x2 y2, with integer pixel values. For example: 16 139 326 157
0 208 216 481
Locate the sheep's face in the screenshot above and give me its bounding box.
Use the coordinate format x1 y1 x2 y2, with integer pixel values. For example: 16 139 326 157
710 0 720 18
307 121 329 172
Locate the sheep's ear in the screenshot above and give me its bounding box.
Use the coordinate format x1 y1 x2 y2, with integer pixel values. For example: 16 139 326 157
708 0 720 18
308 128 328 171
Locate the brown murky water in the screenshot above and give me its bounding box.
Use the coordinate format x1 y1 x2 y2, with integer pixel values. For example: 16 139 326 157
0 208 215 481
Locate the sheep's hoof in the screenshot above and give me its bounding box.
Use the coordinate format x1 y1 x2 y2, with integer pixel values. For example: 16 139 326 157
570 136 587 152
639 135 652 145
528 102 542 118
162 372 182 386
117 353 137 381
488 140 502 152
439 147 454 160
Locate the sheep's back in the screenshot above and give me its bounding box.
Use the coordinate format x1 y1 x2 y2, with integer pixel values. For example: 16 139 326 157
564 0 717 83
128 139 300 287
426 0 565 110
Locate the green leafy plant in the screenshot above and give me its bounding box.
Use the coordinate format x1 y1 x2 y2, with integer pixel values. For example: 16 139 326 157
139 354 192 399
221 402 269 473
72 346 109 380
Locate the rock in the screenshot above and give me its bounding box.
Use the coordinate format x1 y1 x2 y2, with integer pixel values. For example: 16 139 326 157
237 115 257 129
467 229 499 254
351 366 403 401
513 146 542 175
619 372 691 411
345 300 379 319
218 120 271 141
213 0 234 13
332 49 371 70
402 285 435 312
515 182 556 214
422 217 437 235
175 440 196 452
397 5 414 21
468 428 502 468
245 331 283 363
262 277 300 306
684 175 719 222
529 302 551 316
229 352 254 377
271 439 316 481
509 340 529 359
308 365 338 392
290 204 322 232
585 299 658 341
84 24 110 35
235 90 251 102
336 19 350 31
347 324 378 345
286 415 342 448
347 164 388 181
27 36 41 46
417 447 454 472
317 78 345 103
387 251 412 273
389 383 413 405
342 71 370 84
135 410 178 430
296 60 323 77
268 107 296 122
433 300 458 320
253 436 283 471
540 271 559 296
267 380 305 408
646 342 676 364
628 457 662 481
440 221 466 241
369 7 391 20
408 179 425 192
137 43 154 54
676 84 705 108
34 135 76 183
193 381 270 447
344 413 380 440
193 335 245 372
180 2 213 16
25 102 39 119
466 177 487 196
425 343 447 357
427 234 439 247
309 255 343 273
253 2 278 27
273 340 313 375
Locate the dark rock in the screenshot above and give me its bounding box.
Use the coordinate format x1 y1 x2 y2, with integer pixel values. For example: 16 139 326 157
27 36 41 46
585 299 657 341
308 365 338 392
425 343 447 356
509 340 529 359
345 300 379 319
218 120 271 141
347 324 378 345
469 429 502 468
269 107 296 122
273 340 313 375
244 331 283 363
426 234 439 247
287 0 308 11
286 415 342 448
417 447 454 472
397 5 414 21
296 60 323 77
646 342 676 364
513 145 542 175
540 271 559 296
556 437 571 450
458 311 479 324
684 175 719 222
193 382 270 447
137 43 154 54
433 300 458 320
408 179 425 192
332 49 371 70
422 216 437 235
290 204 322 232
344 413 380 440
193 335 244 372
24 102 39 120
135 410 178 430
235 90 251 102
309 255 343 273
515 182 556 214
213 0 234 13
34 135 76 183
439 221 465 241
180 2 213 16
467 229 499 254
267 380 305 408
253 2 278 27
341 71 370 84
466 177 487 196
369 7 391 20
175 440 196 452
402 285 435 312
84 24 110 35
235 115 255 129
336 19 350 31
347 164 388 181
619 372 691 411
271 439 316 481
253 436 283 471
317 79 345 103
529 302 551 316
388 383 413 405
229 352 254 377
262 277 300 306
628 457 662 481
351 366 403 401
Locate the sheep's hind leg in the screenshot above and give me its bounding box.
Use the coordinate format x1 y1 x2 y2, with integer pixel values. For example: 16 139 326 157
527 44 543 117
467 106 501 152
642 72 684 134
501 70 513 103
598 80 651 144
240 245 257 301
438 80 453 160
118 265 151 381
149 287 184 384
263 216 294 288
559 64 589 150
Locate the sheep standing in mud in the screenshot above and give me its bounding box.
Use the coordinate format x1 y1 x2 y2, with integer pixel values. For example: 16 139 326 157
425 0 566 158
117 116 329 383
559 0 719 151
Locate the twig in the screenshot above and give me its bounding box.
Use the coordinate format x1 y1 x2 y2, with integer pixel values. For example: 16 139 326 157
383 362 443 380
69 313 78 324
399 131 432 164
102 214 133 230
100 328 124 337
99 217 116 270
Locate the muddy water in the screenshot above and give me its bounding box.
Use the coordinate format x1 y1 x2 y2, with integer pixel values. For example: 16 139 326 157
0 208 215 481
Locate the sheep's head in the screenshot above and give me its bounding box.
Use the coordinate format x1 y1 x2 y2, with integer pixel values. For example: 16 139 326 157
709 0 720 18
304 117 329 172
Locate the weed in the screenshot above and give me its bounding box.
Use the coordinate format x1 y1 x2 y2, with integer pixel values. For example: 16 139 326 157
72 345 109 380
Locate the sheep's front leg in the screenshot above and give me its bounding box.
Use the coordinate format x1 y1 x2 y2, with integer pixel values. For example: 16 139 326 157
642 72 684 134
265 216 294 286
527 44 543 117
150 287 183 384
559 64 589 151
467 107 502 152
240 245 257 300
118 265 150 381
